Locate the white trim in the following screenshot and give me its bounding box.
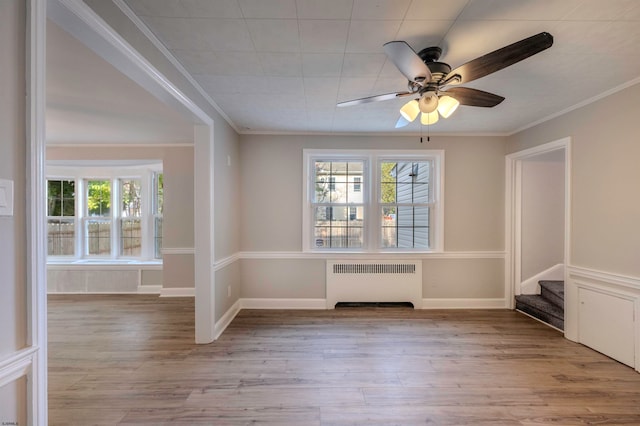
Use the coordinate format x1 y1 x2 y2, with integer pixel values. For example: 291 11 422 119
162 247 195 255
421 298 506 309
50 0 210 125
302 149 445 253
47 263 162 270
236 298 505 310
0 347 37 389
137 285 162 294
505 137 571 312
160 287 195 298
27 0 48 422
567 265 640 371
240 251 505 260
112 0 239 133
48 142 193 148
214 253 240 271
240 298 327 310
568 266 640 292
50 0 218 345
519 263 565 295
510 76 640 136
214 300 241 340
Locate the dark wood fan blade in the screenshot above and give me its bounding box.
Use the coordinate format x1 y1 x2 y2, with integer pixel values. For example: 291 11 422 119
383 41 432 84
337 91 414 107
443 87 505 107
443 32 553 85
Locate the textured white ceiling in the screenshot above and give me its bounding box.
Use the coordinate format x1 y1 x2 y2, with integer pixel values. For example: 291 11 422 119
84 0 640 135
118 0 640 135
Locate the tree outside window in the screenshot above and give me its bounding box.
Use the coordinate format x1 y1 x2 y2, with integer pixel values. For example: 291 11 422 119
47 179 75 256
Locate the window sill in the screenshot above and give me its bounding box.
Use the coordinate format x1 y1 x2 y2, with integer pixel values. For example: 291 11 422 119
47 259 162 268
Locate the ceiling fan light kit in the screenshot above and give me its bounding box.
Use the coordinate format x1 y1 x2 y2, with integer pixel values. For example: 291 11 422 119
337 32 554 128
400 99 420 122
436 96 460 119
418 91 439 113
420 110 439 125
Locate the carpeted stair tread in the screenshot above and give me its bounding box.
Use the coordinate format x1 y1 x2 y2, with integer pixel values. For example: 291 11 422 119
515 294 564 330
539 280 564 309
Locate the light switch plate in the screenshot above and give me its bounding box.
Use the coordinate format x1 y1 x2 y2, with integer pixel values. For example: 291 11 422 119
0 179 14 216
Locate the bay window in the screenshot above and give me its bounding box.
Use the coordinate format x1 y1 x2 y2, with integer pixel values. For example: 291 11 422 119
46 163 163 262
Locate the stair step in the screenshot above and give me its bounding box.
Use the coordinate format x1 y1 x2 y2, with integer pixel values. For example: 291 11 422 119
515 294 564 330
539 280 564 309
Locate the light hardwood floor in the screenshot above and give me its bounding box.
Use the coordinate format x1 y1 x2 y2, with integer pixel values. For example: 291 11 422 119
48 295 640 425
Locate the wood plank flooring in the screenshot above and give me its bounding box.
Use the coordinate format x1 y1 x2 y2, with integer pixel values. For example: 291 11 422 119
48 295 640 425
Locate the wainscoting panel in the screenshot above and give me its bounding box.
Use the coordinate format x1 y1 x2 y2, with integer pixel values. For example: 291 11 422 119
568 266 640 371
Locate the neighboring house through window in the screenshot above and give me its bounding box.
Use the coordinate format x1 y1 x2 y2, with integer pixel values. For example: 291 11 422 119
303 150 443 252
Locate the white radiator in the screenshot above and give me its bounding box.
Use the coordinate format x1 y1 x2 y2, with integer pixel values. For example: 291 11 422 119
326 260 422 309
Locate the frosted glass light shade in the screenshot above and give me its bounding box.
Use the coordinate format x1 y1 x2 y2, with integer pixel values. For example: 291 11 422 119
437 95 460 118
418 91 438 113
420 111 439 125
399 100 420 122
395 116 410 128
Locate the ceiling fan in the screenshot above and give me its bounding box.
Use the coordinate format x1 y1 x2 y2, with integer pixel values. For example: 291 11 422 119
337 32 554 127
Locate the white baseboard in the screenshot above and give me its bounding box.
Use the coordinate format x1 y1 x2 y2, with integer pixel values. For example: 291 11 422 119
237 298 505 310
240 298 326 310
214 300 241 340
421 298 506 309
137 285 162 294
160 287 195 297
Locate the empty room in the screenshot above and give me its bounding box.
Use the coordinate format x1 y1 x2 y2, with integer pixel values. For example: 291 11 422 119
3 0 640 424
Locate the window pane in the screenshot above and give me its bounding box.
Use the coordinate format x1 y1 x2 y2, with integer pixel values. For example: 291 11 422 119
86 220 111 255
120 218 141 257
314 160 364 204
313 206 363 249
396 206 429 248
87 180 111 216
47 219 75 256
154 217 163 259
154 173 164 215
47 179 75 216
121 179 142 218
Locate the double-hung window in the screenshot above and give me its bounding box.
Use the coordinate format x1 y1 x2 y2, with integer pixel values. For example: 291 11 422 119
152 172 163 259
119 178 142 257
47 179 76 256
304 150 443 252
85 179 112 256
311 160 365 248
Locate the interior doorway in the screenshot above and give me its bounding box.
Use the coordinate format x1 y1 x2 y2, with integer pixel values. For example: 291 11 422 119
505 137 571 310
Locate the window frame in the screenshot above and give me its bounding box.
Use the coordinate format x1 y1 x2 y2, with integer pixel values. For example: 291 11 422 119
46 178 77 257
46 162 163 263
303 149 444 253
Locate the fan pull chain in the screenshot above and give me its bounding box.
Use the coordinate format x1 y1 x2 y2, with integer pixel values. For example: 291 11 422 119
420 123 430 143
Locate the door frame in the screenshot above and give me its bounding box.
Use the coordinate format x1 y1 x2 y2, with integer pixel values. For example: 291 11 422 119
504 137 571 310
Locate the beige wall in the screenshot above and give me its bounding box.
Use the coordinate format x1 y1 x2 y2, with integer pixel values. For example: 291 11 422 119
508 82 640 278
238 134 506 300
46 145 196 289
521 159 565 279
0 0 28 422
239 134 506 252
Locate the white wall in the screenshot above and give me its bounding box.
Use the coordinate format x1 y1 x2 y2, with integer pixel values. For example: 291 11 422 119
0 1 28 422
520 158 565 280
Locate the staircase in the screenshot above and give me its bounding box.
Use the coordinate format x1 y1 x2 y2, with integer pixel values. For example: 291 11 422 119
515 280 564 330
